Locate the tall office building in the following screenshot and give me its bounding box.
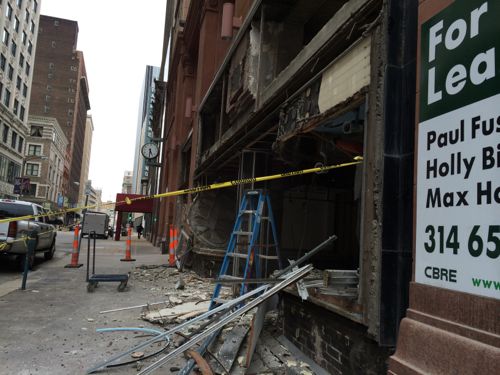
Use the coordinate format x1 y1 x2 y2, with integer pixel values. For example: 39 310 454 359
78 114 93 207
132 65 159 195
29 15 90 206
0 0 41 198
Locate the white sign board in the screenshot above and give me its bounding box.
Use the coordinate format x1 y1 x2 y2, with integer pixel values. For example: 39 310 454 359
416 0 499 299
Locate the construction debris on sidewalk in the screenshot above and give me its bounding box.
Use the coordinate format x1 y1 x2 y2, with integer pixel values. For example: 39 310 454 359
86 236 338 374
87 264 317 374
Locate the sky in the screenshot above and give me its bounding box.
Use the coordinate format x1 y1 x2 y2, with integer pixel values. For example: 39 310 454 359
39 0 166 201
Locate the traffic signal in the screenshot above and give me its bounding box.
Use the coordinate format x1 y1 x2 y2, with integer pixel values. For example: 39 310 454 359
128 213 132 221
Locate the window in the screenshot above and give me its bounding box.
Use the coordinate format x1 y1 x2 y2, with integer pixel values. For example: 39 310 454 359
28 41 32 54
17 136 23 153
19 53 24 67
4 89 10 107
19 105 24 121
22 31 27 45
25 9 29 23
27 144 41 156
8 64 13 80
33 1 38 12
2 125 9 143
17 0 22 8
16 76 21 90
67 109 73 117
26 163 39 176
45 95 50 102
67 97 74 103
13 99 18 115
51 41 56 48
70 66 77 71
10 42 16 57
14 17 20 32
25 62 30 76
47 73 53 79
30 20 35 33
2 29 9 46
7 161 20 183
22 83 27 97
0 82 2 101
46 84 51 91
43 105 49 113
0 54 5 71
11 131 17 148
6 4 12 20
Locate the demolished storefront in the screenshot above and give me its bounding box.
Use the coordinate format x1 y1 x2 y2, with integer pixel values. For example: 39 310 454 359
157 0 417 373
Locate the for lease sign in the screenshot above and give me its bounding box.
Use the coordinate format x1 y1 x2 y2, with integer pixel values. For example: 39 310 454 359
416 0 500 299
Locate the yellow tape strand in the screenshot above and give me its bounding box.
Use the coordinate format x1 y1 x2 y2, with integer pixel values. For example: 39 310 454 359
0 157 363 224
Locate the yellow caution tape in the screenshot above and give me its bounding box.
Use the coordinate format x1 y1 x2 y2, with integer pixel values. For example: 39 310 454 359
0 157 363 224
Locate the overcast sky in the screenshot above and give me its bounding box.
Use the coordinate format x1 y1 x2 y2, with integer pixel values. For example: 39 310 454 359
40 0 166 201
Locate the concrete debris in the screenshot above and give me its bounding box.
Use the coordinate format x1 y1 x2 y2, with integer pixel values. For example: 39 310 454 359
175 278 185 290
89 262 323 374
142 301 210 323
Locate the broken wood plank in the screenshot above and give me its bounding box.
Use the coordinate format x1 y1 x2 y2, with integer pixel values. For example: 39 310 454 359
215 325 250 372
186 350 214 375
143 301 211 323
245 294 278 367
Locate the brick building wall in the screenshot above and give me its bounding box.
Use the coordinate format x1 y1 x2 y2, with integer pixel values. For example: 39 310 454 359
282 293 390 374
29 15 90 204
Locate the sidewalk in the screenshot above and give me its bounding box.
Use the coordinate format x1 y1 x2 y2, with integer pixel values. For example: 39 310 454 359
0 235 183 375
0 234 319 375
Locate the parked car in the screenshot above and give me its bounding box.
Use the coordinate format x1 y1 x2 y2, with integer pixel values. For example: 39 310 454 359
0 199 57 270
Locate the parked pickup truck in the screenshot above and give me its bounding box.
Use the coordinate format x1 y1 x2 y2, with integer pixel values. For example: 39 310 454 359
0 199 57 270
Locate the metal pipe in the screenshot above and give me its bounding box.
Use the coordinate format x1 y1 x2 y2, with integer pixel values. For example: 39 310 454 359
87 283 270 374
179 235 337 375
96 327 166 337
276 235 337 277
137 265 313 375
99 301 171 314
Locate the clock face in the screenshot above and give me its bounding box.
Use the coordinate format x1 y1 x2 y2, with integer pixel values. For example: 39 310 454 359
141 143 159 159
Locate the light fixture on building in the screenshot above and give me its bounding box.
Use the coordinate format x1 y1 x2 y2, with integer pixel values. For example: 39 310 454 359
184 96 196 118
221 2 242 40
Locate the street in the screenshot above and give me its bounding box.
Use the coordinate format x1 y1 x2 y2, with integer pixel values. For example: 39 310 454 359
0 231 189 375
0 231 72 294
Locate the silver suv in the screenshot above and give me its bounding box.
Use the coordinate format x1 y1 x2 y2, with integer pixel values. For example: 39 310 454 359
0 199 57 270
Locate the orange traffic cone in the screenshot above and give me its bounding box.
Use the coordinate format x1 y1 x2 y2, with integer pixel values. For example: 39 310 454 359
169 225 178 267
120 225 136 262
65 224 83 268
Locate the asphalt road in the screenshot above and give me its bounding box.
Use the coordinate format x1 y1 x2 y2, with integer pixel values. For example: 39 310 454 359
0 231 74 296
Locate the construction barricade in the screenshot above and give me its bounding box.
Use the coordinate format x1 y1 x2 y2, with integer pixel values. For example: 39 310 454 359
65 224 83 268
169 225 178 266
120 225 135 262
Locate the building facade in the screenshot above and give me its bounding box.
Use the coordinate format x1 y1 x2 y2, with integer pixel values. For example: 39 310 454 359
78 114 93 207
29 15 90 207
155 0 415 373
121 170 132 194
152 0 500 373
24 114 67 209
132 65 160 196
0 0 40 198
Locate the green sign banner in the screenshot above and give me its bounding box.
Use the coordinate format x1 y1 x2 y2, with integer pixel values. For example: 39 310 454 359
420 0 500 122
416 0 500 300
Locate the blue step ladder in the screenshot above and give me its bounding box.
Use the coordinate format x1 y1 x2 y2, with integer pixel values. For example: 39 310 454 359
210 189 281 308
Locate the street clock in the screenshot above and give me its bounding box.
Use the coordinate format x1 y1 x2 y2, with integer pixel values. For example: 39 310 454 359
141 142 159 159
